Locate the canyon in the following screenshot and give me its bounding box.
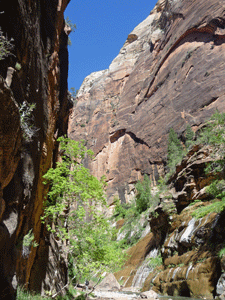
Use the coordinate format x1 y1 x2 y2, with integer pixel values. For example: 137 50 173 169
68 0 225 205
0 0 225 299
0 0 71 298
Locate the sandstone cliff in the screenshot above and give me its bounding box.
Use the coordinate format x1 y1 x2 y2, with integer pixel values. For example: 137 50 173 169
68 0 225 204
0 0 71 298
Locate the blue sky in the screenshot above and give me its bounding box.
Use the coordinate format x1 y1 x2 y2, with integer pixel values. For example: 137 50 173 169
65 0 158 91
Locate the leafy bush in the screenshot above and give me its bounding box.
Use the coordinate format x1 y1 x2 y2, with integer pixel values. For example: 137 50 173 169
0 26 13 61
191 199 225 219
190 112 225 218
197 111 225 174
167 128 183 176
19 102 38 142
148 252 163 268
135 174 152 213
185 124 194 149
219 246 225 258
42 137 125 283
113 197 130 220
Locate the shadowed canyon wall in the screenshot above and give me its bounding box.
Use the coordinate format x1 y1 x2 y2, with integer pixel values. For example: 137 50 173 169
0 0 71 298
68 0 225 204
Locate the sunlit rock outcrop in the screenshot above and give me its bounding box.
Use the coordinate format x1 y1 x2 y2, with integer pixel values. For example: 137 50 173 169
69 0 225 204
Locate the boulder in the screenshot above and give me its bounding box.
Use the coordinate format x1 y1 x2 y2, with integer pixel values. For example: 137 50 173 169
140 290 159 299
96 273 121 291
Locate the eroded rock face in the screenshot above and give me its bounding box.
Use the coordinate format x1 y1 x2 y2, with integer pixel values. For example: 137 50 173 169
116 144 225 298
0 0 70 297
0 77 22 299
69 0 225 203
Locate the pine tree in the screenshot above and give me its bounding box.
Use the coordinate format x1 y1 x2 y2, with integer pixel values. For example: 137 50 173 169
167 128 183 174
185 124 194 148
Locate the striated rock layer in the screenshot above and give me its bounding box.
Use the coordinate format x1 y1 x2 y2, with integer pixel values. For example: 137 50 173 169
0 0 71 298
115 145 224 299
69 0 225 204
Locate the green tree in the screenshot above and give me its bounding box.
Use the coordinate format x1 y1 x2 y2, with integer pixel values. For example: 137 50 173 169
42 137 124 283
135 174 152 213
198 111 225 174
191 111 225 218
185 124 194 149
167 128 183 174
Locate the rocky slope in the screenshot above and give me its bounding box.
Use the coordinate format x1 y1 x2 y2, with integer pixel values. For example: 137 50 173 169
68 0 225 204
0 0 71 298
114 145 225 299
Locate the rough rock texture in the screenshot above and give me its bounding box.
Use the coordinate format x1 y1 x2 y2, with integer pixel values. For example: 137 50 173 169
68 0 225 203
116 145 225 298
0 0 71 298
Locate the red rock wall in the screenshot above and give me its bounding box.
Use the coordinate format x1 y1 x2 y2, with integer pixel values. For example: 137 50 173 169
68 0 225 204
0 0 71 298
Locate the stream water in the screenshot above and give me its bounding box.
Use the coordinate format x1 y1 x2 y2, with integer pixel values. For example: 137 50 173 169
93 290 203 300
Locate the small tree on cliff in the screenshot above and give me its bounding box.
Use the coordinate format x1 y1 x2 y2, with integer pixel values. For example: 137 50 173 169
42 137 124 283
167 128 183 175
135 174 152 213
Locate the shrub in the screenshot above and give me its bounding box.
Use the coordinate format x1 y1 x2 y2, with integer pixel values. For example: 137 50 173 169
135 174 152 213
167 128 183 175
42 137 125 284
148 252 163 268
19 102 38 142
0 26 13 61
191 199 225 219
185 124 194 149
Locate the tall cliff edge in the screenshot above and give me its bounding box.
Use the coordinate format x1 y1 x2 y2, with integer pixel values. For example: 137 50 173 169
68 0 225 204
0 0 71 298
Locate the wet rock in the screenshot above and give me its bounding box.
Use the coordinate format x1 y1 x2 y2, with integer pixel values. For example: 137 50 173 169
218 292 225 300
217 273 225 296
140 290 159 299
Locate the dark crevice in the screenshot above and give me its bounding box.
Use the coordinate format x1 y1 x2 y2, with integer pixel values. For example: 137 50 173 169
109 129 150 148
200 97 219 109
110 129 126 143
126 131 150 148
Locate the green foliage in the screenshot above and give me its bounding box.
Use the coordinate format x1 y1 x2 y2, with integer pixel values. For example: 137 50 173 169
191 180 225 218
190 112 225 218
188 199 201 206
191 199 225 219
135 174 152 213
198 111 225 174
113 197 131 220
148 253 163 268
16 286 51 300
65 17 76 46
206 179 225 199
19 101 38 142
116 203 149 249
0 26 13 61
23 229 38 248
185 124 194 148
42 137 125 283
219 246 225 258
167 128 183 175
